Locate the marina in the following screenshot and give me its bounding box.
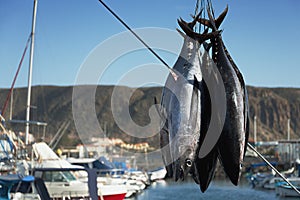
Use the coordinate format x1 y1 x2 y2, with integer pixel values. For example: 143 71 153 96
1 0 300 199
1 129 300 199
127 178 297 200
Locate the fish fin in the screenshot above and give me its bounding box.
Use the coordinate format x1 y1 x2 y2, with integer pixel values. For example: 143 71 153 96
154 97 165 121
176 28 186 38
165 165 173 178
203 42 212 52
154 97 159 112
215 5 229 29
187 9 203 29
154 96 158 105
203 27 209 34
191 74 201 106
244 102 250 158
189 75 200 124
178 18 220 43
159 119 174 178
206 7 218 31
193 75 200 91
198 18 213 29
198 5 228 30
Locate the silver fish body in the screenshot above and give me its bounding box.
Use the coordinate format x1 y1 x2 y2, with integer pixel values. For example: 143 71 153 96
160 35 203 181
159 14 222 183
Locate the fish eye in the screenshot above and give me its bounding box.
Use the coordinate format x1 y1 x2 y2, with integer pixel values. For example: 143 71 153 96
185 159 192 167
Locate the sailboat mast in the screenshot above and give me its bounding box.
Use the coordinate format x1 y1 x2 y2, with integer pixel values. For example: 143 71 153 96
25 0 38 145
287 118 290 140
253 115 257 145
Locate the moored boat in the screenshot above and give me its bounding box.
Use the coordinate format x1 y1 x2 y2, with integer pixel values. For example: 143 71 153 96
0 174 48 200
148 167 167 182
32 142 127 200
276 183 300 197
67 157 144 198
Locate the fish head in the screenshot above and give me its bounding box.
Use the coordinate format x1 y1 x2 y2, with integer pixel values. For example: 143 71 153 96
173 145 197 181
173 133 198 181
180 145 194 170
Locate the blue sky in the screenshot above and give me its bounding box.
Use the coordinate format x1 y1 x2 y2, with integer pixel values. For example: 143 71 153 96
1 0 300 88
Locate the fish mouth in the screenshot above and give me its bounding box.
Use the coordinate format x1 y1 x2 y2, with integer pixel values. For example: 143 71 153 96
175 167 185 181
174 159 193 181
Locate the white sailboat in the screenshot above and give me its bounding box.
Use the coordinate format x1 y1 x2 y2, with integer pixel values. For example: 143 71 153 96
0 2 43 199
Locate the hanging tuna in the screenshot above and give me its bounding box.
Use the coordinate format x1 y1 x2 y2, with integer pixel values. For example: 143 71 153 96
202 6 249 186
158 10 221 182
158 5 249 192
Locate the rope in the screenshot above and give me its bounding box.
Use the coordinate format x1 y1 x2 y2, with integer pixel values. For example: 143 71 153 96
248 143 300 196
194 0 212 33
98 0 178 80
206 0 215 18
1 34 32 116
194 0 200 33
200 0 205 33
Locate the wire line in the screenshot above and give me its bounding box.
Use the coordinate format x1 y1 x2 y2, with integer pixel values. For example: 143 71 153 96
98 0 178 79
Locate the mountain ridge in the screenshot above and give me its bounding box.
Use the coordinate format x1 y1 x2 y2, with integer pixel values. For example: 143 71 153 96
1 85 299 148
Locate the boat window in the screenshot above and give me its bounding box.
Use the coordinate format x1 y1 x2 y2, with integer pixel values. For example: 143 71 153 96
42 171 67 182
62 171 76 181
42 171 77 182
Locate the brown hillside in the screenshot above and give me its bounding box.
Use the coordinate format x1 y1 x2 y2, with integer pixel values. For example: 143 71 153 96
0 85 299 148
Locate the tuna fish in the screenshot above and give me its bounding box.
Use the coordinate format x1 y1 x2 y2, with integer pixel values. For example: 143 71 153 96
176 22 227 193
193 42 219 192
202 7 249 185
159 12 219 181
159 5 248 190
176 5 249 186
